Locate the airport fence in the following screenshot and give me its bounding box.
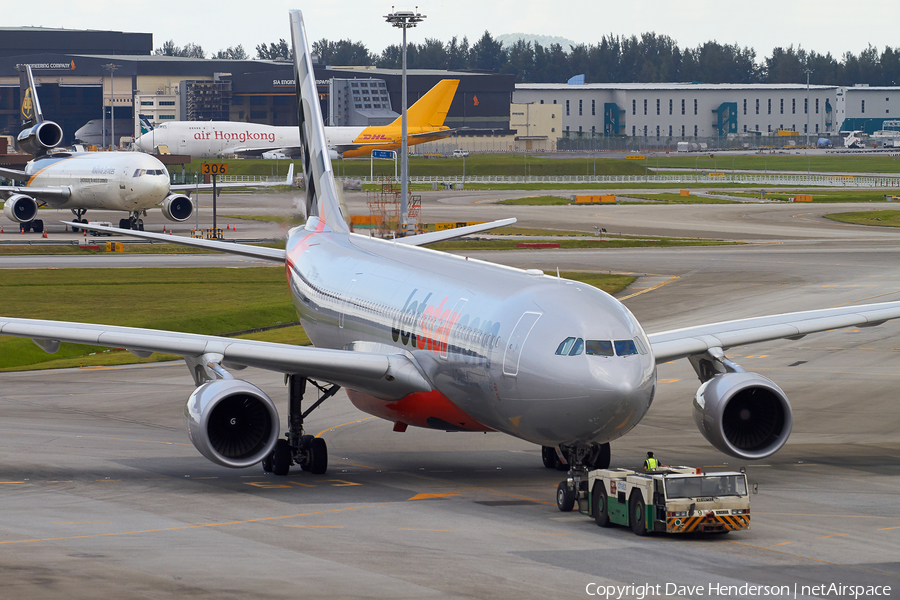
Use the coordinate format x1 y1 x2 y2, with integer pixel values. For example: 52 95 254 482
356 173 900 187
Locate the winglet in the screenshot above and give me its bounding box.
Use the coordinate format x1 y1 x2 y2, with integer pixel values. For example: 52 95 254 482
285 162 295 185
289 10 350 233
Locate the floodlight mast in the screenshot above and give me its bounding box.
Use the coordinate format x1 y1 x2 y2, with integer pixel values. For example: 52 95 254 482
385 7 426 235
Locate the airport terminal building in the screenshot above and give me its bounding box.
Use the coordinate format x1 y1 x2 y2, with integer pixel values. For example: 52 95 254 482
2 26 900 152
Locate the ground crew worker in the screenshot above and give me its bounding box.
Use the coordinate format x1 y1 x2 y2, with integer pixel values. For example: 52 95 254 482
643 451 661 471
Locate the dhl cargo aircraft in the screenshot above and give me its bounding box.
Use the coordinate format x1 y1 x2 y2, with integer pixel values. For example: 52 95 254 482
133 79 458 159
2 12 900 506
0 66 291 233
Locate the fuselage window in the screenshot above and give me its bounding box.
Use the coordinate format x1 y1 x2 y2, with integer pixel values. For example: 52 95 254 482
555 337 576 355
614 340 638 356
585 340 614 356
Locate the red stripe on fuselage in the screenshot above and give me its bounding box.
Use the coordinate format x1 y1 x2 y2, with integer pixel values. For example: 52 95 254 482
346 388 493 432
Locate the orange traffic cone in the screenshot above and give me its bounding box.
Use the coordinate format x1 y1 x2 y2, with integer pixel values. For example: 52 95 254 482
42 230 48 238
232 225 237 232
20 225 25 234
163 225 167 232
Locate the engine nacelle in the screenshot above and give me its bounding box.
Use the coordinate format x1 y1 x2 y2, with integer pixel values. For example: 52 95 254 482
693 372 793 460
17 121 64 155
161 194 194 222
184 379 280 468
3 194 39 223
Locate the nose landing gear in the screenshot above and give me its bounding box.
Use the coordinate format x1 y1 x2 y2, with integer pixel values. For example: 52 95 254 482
553 442 611 513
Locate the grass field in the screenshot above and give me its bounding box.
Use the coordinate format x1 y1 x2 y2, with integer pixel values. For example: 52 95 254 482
178 153 900 181
823 210 900 227
724 190 900 202
617 193 737 204
0 267 299 371
0 267 636 371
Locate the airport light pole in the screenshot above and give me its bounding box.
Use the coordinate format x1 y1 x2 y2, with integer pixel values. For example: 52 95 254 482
103 63 120 150
385 7 425 235
805 67 812 152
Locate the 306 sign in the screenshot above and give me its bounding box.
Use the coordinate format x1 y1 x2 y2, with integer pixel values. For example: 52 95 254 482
202 163 229 176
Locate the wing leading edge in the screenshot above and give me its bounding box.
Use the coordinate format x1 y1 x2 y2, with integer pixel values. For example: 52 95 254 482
0 316 432 400
649 301 900 363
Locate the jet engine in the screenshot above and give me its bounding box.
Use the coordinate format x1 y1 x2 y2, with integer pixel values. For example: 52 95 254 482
184 379 280 468
160 194 194 222
693 372 793 460
17 120 64 155
3 194 38 223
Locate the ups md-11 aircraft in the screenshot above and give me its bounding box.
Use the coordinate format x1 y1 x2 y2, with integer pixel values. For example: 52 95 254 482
133 79 458 159
2 11 899 491
1 66 291 233
0 65 195 232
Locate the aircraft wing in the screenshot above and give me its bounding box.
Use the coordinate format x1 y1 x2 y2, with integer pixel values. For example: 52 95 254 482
0 185 71 203
229 147 304 159
0 317 432 400
60 221 286 262
0 166 28 182
170 164 295 191
394 218 517 246
648 301 900 363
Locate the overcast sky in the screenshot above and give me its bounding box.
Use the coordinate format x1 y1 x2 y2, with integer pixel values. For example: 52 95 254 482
7 0 899 63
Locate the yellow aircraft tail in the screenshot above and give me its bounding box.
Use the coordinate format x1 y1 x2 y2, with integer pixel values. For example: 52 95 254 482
388 79 459 129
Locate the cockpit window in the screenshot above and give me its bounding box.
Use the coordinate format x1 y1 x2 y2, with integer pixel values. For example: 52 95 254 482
569 338 584 356
585 340 614 356
614 340 638 356
555 337 576 355
133 169 144 177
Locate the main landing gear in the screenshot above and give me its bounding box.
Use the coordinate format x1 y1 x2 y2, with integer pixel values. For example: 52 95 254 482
69 208 88 233
118 212 144 231
261 375 340 477
548 442 611 513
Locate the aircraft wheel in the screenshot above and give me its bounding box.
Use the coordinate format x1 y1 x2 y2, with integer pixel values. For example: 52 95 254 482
541 446 557 469
298 434 314 471
119 218 130 229
593 482 612 527
592 443 611 470
272 439 292 476
20 222 32 233
137 219 144 231
261 452 274 473
31 220 44 233
556 481 575 512
630 493 647 536
308 437 328 474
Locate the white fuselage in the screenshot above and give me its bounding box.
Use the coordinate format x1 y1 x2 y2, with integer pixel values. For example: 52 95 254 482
26 152 170 212
134 122 365 158
74 119 134 147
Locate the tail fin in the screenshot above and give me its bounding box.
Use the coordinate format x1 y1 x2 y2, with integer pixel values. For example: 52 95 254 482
139 115 154 135
289 10 350 234
18 65 45 129
388 79 459 129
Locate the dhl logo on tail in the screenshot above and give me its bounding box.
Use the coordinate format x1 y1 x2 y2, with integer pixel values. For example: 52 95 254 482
345 79 459 158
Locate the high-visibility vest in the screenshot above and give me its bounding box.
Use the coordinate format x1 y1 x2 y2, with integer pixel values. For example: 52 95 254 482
644 457 660 470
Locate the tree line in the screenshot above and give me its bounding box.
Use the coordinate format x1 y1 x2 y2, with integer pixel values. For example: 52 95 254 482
154 33 900 87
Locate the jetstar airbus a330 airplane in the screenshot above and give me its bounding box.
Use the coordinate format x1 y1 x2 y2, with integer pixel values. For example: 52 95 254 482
133 78 458 160
1 66 291 233
2 12 900 497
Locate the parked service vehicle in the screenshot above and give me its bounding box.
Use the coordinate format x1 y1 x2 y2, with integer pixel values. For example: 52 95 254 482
556 466 751 536
452 149 469 158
